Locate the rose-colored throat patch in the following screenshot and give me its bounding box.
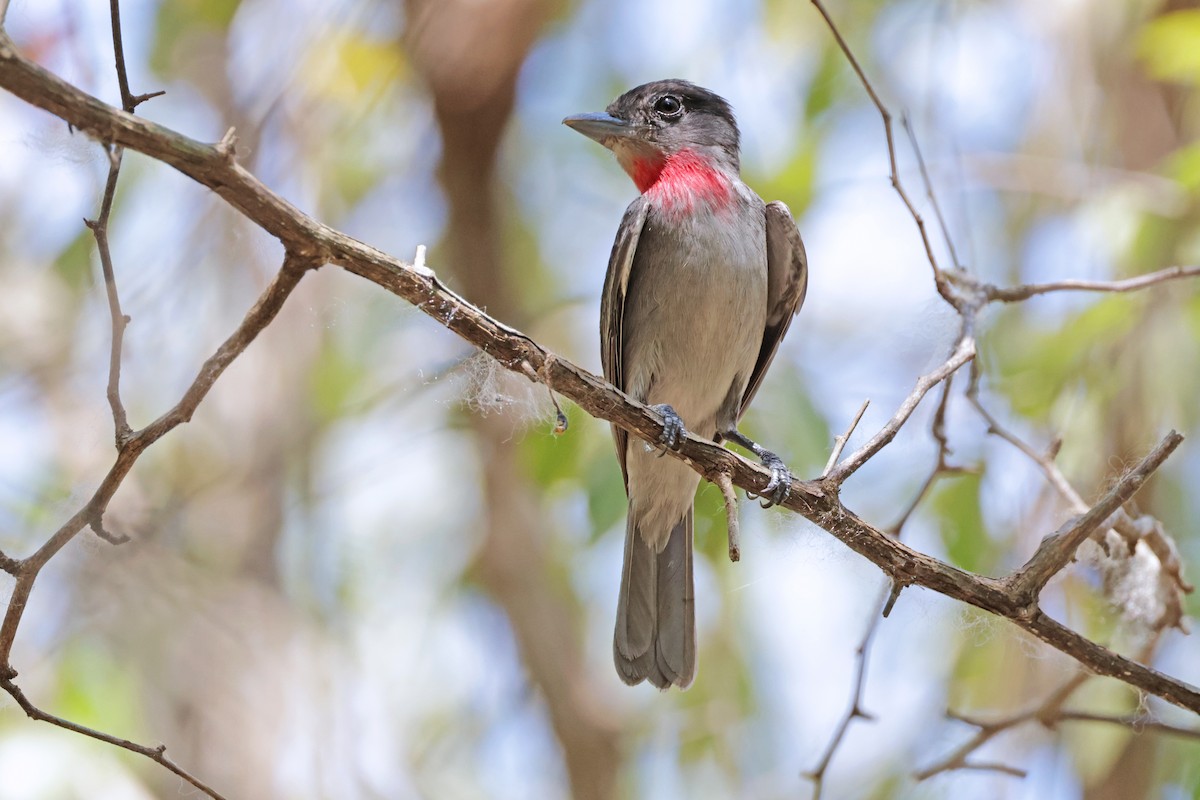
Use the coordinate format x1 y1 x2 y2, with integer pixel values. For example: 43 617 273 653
624 149 733 215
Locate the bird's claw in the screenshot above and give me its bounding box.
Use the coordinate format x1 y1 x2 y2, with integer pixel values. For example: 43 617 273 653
650 404 685 454
754 450 792 508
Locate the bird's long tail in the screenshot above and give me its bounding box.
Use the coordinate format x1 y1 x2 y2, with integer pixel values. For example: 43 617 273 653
613 508 696 688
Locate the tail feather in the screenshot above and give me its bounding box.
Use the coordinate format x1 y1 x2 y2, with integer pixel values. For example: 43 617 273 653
614 509 696 689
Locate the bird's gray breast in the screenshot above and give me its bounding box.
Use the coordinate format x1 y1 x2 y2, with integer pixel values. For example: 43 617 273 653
621 195 768 437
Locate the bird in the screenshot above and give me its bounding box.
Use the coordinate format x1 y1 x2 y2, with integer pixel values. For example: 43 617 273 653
563 80 808 689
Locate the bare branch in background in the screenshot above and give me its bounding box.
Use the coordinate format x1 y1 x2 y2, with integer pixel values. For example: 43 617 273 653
804 587 884 799
984 265 1200 302
826 332 976 484
807 0 954 303
0 673 229 800
801 1 1197 793
0 250 314 800
916 673 1089 780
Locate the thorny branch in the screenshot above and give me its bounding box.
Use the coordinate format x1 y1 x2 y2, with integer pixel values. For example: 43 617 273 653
0 2 1198 797
804 0 1196 793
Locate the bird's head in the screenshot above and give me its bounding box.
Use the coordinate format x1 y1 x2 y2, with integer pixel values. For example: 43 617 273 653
563 80 741 196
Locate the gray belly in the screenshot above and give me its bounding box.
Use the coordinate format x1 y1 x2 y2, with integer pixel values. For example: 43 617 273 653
620 204 768 543
622 207 768 437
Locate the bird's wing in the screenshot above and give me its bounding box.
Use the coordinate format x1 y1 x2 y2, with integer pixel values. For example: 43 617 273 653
601 196 651 489
740 200 808 415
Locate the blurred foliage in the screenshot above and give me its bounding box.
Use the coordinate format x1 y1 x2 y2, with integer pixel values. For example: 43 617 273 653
1138 10 1200 85
1 0 1200 798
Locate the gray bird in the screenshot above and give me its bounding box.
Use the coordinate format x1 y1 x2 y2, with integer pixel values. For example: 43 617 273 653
564 80 808 689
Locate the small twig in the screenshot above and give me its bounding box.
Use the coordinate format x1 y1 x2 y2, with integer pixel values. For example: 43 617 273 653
84 148 133 446
809 0 952 303
985 265 1200 303
805 585 886 798
902 114 962 271
821 398 869 478
1 673 227 800
966 363 1084 508
714 472 741 562
1052 711 1200 741
84 0 166 453
827 333 975 484
885 377 973 535
0 549 17 576
1009 431 1183 602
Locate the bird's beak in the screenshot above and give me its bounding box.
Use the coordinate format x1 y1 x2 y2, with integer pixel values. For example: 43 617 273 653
562 112 637 147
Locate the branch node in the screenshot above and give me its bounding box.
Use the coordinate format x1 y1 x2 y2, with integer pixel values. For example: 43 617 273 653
89 516 130 546
882 578 906 617
215 127 238 161
130 89 165 108
821 398 869 479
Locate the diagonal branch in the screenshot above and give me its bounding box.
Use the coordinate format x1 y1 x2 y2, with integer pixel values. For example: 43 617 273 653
0 253 315 800
826 332 976 484
808 0 954 303
0 671 228 800
1 27 1199 718
1007 432 1183 603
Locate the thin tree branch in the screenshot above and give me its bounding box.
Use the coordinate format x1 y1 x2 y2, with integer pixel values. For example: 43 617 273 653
902 114 963 271
804 585 884 799
714 471 741 562
1052 710 1200 741
1007 432 1182 602
2 28 1199 718
82 0 165 449
885 377 972 535
821 398 869 479
826 333 976 484
0 253 315 800
916 672 1089 780
85 146 133 445
985 265 1200 302
809 0 954 303
0 671 228 800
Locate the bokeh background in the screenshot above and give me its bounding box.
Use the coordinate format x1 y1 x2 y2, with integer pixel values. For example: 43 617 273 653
2 0 1200 797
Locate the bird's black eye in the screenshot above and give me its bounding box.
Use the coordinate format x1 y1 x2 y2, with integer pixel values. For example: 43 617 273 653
653 95 683 118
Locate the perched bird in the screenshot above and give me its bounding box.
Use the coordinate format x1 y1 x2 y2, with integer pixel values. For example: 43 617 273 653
564 80 808 689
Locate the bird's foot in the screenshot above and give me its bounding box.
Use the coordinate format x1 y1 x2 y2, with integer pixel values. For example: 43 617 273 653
723 429 793 507
650 404 685 452
754 449 793 508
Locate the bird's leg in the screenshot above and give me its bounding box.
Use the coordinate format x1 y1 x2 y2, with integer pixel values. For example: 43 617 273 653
649 404 686 451
722 429 792 507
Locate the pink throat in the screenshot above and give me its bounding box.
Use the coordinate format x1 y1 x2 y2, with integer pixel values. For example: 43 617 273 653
625 149 733 213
